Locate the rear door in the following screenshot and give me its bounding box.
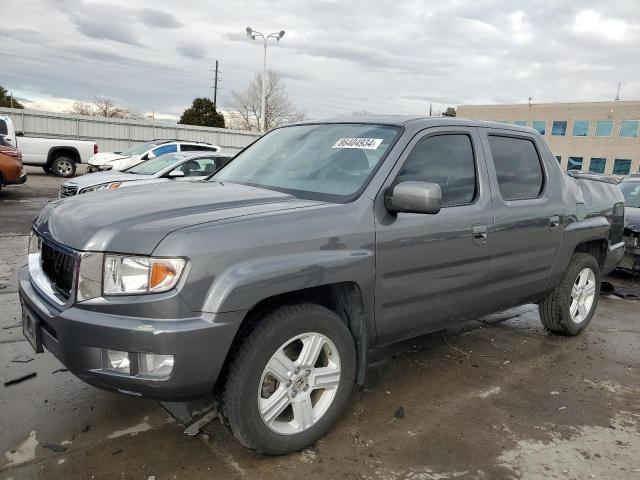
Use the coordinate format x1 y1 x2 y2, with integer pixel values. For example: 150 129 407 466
479 129 563 309
374 126 495 345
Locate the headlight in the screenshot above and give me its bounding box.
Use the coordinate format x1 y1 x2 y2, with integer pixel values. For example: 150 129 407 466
103 255 186 295
28 232 41 254
80 182 121 194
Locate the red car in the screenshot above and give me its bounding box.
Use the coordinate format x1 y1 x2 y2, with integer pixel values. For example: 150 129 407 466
0 138 26 192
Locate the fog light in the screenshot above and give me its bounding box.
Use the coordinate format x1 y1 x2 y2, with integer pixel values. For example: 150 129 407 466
106 350 130 374
140 353 174 378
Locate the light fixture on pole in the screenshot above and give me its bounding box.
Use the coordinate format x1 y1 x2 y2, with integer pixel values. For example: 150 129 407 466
246 27 285 132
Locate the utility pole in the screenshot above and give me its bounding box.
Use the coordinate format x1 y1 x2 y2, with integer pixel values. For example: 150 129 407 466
429 103 432 116
615 83 621 101
213 60 219 109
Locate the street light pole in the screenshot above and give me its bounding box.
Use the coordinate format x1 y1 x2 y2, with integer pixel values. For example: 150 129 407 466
246 27 285 132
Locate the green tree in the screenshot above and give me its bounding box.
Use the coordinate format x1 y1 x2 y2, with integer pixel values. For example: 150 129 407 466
178 98 225 128
0 86 24 109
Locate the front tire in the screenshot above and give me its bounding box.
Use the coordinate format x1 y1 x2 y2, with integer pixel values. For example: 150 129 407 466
52 156 76 177
221 303 356 455
539 253 600 335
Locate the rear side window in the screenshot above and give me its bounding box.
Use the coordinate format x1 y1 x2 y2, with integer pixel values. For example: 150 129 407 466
488 135 544 201
397 134 476 207
180 144 218 152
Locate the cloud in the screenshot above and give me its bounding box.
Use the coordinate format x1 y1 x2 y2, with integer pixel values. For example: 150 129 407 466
177 42 207 59
137 8 183 29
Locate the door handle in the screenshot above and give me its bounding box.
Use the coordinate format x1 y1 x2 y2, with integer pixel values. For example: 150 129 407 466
549 215 560 230
472 224 488 245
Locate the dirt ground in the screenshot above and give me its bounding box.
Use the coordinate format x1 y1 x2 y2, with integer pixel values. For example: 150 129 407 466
1 167 639 480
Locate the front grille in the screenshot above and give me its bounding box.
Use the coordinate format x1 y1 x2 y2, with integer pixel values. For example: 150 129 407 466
40 241 76 300
59 184 78 198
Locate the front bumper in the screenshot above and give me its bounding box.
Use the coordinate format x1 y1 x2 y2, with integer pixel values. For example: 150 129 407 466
4 172 27 185
618 247 640 272
18 265 245 400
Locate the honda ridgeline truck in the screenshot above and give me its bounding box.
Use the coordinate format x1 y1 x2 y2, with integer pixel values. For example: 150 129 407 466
19 117 625 454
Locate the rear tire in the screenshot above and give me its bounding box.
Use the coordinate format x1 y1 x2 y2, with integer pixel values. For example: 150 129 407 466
52 156 76 177
538 253 600 335
221 303 356 455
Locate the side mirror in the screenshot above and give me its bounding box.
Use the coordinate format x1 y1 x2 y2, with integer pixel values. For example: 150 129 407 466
385 181 441 215
167 169 185 179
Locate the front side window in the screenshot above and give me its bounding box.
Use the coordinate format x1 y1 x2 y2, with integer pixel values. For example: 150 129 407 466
176 157 219 176
572 120 589 137
568 157 583 171
613 159 632 175
151 144 178 157
595 120 613 137
0 119 7 136
532 121 546 135
620 181 640 208
620 121 639 138
589 158 606 174
214 123 401 202
488 135 544 201
397 134 476 207
552 121 567 136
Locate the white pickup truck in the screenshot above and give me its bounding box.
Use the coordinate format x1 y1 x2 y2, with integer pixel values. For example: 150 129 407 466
0 115 97 177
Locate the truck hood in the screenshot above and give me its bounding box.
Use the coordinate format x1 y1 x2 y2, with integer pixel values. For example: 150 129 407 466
34 181 326 254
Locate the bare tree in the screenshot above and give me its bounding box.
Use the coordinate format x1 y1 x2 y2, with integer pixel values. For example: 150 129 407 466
228 71 306 131
72 97 142 119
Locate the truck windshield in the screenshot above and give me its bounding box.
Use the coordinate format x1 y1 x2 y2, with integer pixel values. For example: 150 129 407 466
213 123 401 202
620 181 640 208
126 153 181 175
119 141 159 156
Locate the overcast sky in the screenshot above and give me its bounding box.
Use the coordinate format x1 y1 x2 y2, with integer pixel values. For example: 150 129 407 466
2 0 640 119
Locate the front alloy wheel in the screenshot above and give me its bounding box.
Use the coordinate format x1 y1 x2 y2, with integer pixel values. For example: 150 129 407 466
222 303 356 454
258 332 341 435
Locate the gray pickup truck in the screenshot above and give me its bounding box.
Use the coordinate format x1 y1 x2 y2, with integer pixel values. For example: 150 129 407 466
19 117 625 454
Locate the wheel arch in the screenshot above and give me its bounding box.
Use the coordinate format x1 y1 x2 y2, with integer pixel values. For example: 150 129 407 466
46 146 81 166
215 281 370 394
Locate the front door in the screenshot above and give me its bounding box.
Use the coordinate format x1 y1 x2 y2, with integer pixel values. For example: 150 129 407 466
374 127 494 346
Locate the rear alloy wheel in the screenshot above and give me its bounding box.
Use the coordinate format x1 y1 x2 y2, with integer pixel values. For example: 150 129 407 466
539 253 600 335
222 303 356 454
52 156 76 177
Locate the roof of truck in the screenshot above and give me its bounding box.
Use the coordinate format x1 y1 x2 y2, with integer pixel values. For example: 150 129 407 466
295 115 538 134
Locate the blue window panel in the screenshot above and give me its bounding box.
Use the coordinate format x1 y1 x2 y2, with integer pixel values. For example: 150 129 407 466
151 144 178 157
613 159 632 175
555 155 561 163
595 120 613 136
619 120 639 137
532 121 546 135
589 158 606 174
497 120 511 124
514 120 527 126
568 156 583 171
552 121 567 136
572 120 589 136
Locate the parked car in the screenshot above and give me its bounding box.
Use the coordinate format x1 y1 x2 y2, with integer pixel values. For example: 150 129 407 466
0 136 26 192
20 117 625 455
59 151 233 197
86 140 221 173
619 176 640 272
0 115 97 178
